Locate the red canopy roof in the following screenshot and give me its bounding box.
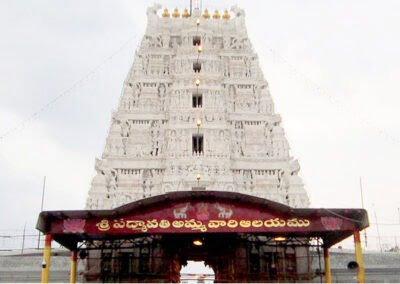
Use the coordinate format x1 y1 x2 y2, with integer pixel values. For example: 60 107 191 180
36 191 368 250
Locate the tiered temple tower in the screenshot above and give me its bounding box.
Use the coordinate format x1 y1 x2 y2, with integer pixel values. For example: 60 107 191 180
86 4 310 210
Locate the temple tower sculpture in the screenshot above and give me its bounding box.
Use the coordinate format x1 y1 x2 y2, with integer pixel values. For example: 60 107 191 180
86 4 310 210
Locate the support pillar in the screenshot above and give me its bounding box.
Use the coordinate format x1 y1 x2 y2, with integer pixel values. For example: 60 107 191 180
70 250 78 283
323 247 332 283
41 234 52 283
354 230 365 283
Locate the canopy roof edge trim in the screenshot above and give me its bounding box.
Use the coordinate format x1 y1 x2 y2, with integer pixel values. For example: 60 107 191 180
36 191 368 250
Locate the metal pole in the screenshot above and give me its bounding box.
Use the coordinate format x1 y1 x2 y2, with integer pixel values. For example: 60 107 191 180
359 177 365 208
317 243 322 283
323 247 332 283
281 247 286 280
374 211 383 253
398 207 400 224
40 176 46 211
70 250 78 283
38 176 46 249
354 231 365 283
41 234 52 283
21 223 26 255
359 177 368 247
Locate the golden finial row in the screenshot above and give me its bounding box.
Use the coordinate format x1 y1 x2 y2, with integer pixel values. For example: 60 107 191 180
162 8 230 19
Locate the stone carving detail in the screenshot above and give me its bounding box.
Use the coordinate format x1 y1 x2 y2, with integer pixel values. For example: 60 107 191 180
86 5 310 209
214 203 233 219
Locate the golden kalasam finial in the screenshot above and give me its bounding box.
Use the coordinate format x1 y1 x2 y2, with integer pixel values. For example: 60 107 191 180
213 10 220 19
203 9 210 19
162 8 170 18
172 8 180 18
182 8 190 18
223 9 230 20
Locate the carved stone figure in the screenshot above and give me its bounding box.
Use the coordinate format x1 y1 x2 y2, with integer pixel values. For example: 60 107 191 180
173 203 190 219
214 203 233 219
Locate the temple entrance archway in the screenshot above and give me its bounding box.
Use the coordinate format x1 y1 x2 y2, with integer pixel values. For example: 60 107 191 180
162 233 311 282
165 233 238 282
36 191 369 283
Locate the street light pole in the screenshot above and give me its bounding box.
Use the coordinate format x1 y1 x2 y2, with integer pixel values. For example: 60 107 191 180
374 210 383 253
359 177 368 247
398 207 400 224
37 176 46 249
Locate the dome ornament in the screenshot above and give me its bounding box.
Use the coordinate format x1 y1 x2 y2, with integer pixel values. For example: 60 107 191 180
213 10 220 19
172 8 180 18
203 9 210 19
223 9 230 20
162 8 170 18
182 8 190 18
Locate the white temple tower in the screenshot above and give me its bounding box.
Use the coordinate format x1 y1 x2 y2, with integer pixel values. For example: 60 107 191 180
86 4 310 210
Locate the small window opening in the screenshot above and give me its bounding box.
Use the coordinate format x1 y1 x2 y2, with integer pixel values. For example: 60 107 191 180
192 93 203 108
193 62 202 72
193 36 201 46
192 134 203 154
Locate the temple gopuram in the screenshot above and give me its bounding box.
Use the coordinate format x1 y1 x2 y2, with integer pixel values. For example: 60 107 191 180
37 3 369 283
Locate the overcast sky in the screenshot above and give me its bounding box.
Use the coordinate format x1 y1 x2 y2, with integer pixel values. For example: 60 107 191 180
0 0 399 251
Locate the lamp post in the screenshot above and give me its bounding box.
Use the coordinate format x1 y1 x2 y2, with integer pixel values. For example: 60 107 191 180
196 174 201 186
196 118 202 135
197 45 203 62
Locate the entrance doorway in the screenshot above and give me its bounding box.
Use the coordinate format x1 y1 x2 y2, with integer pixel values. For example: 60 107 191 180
162 233 238 282
180 261 215 283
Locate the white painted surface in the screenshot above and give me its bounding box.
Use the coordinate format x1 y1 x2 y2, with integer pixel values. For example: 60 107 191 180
86 6 310 209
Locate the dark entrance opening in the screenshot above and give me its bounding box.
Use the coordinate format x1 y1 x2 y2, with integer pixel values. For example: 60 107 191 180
162 234 313 282
180 261 215 283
